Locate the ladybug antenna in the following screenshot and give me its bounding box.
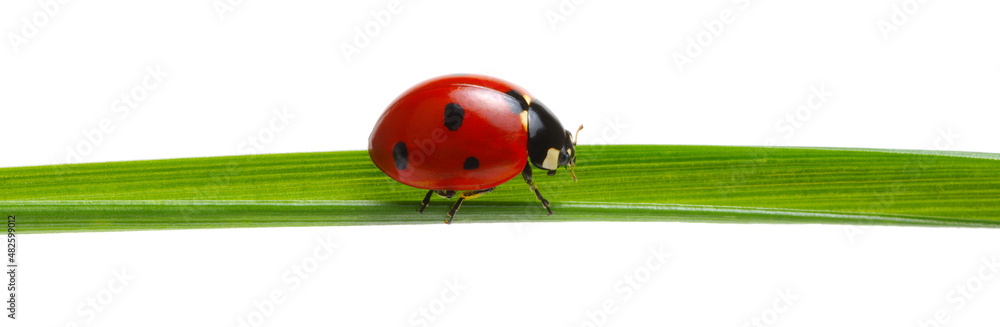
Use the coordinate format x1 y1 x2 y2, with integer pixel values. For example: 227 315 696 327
568 124 583 182
573 125 584 146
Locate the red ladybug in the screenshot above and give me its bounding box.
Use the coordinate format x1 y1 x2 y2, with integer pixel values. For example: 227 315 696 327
368 74 582 224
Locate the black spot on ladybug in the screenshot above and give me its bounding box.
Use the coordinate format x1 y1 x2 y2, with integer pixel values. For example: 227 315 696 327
444 103 464 131
392 142 408 170
505 90 528 114
463 157 479 170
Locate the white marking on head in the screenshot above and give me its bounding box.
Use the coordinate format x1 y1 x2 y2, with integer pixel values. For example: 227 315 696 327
524 94 533 105
542 148 560 170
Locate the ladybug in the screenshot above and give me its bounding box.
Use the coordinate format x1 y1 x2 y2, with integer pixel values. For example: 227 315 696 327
368 74 582 224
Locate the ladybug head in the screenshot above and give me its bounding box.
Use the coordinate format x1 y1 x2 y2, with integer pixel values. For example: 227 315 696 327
526 101 582 181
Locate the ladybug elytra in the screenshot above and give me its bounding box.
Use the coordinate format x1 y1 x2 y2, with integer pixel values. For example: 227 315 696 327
368 74 582 224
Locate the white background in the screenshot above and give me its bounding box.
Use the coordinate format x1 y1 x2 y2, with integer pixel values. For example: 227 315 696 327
2 0 1000 326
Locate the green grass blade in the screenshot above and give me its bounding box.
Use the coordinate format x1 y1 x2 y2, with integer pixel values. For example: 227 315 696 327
3 145 999 233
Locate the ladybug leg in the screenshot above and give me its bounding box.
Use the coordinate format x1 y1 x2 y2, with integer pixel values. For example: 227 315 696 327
435 190 456 199
445 188 495 224
419 190 457 213
521 163 553 216
418 190 434 213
